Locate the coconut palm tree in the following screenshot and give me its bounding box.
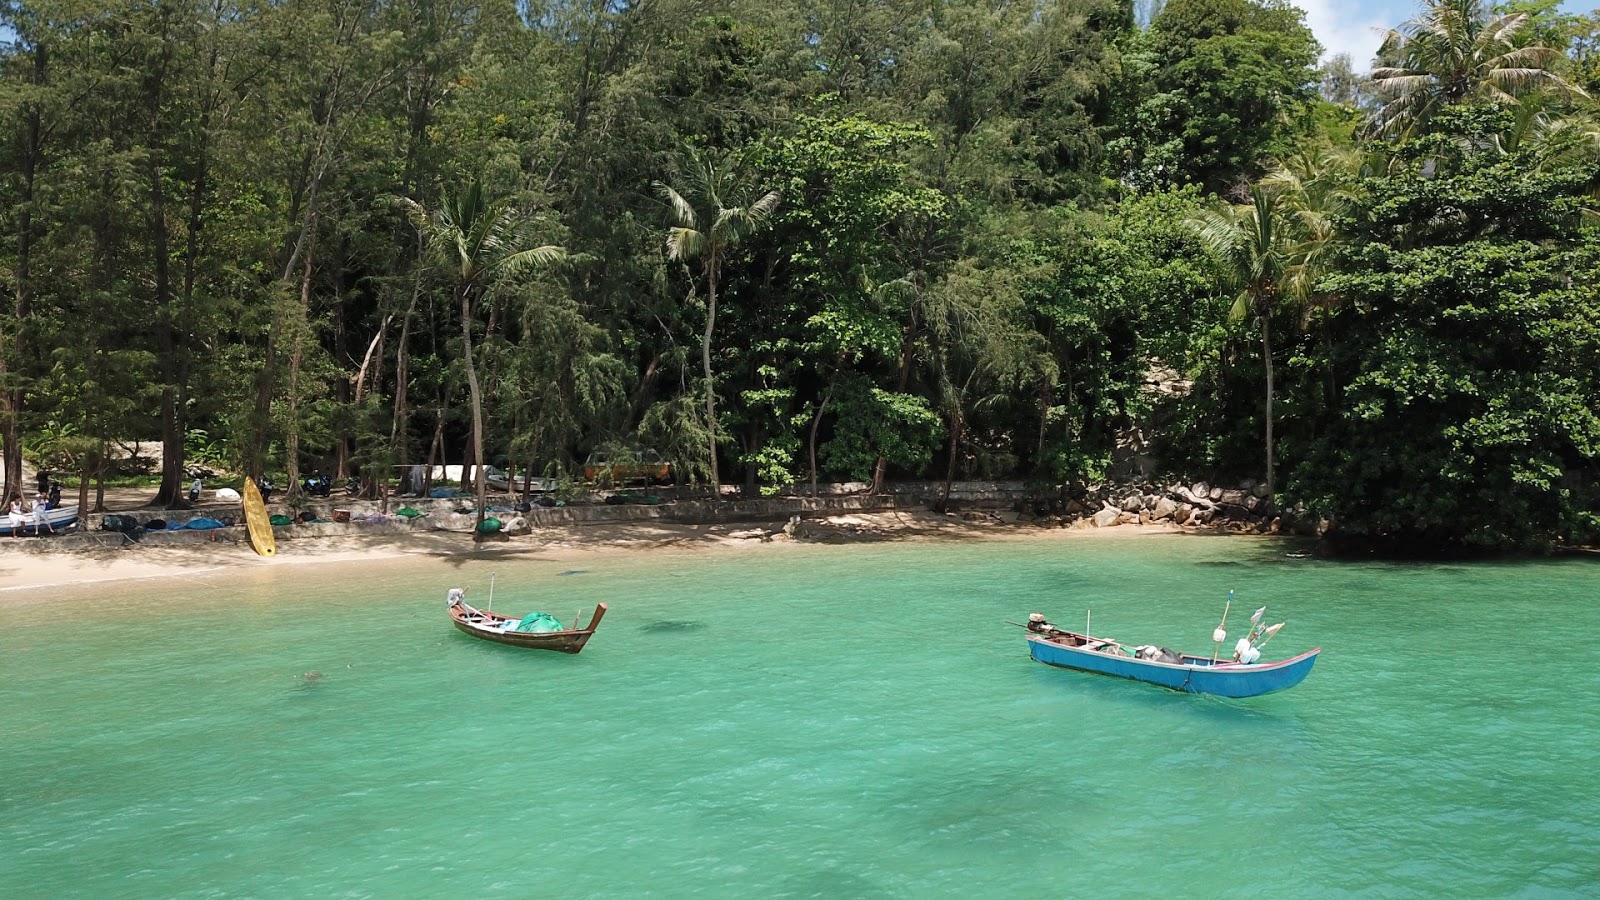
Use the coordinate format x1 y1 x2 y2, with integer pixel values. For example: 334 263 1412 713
1259 148 1362 321
654 149 780 498
1187 186 1311 503
1365 0 1584 140
402 181 564 536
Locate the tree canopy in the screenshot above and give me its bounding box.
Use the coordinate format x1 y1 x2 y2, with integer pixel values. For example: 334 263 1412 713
2 0 1597 550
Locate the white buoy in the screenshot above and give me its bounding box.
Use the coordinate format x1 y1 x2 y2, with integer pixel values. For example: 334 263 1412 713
1213 627 1227 643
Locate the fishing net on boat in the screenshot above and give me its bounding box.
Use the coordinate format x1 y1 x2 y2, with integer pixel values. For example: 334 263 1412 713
512 612 564 633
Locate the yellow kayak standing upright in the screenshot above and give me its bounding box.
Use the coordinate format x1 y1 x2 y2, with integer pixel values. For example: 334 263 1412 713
241 477 277 557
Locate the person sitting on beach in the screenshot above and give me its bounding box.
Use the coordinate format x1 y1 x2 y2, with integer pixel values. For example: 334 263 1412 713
31 492 54 536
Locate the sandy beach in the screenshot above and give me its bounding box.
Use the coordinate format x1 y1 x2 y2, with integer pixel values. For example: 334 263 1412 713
0 506 1193 598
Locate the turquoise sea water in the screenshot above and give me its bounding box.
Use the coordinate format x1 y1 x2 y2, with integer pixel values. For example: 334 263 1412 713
3 534 1598 898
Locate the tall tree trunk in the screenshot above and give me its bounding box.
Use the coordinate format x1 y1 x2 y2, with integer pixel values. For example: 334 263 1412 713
808 380 835 498
79 455 93 516
390 257 422 467
423 403 446 497
871 302 919 495
939 407 964 512
703 260 720 498
285 254 314 499
4 43 47 503
144 35 185 508
1262 308 1274 503
460 285 488 535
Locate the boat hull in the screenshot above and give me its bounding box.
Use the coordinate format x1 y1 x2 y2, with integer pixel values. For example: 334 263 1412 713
449 602 607 654
0 505 78 536
1027 635 1319 698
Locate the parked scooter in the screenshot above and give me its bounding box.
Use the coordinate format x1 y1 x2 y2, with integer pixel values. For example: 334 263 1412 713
302 472 333 498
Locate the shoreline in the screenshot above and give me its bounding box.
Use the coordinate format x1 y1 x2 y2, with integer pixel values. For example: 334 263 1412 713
0 511 1215 598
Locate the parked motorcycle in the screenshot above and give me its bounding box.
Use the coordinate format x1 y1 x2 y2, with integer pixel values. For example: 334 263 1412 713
302 472 333 498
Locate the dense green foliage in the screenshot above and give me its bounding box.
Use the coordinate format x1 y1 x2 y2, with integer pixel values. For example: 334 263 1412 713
2 0 1598 549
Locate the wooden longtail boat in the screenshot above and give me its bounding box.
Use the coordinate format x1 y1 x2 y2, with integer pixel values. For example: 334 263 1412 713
447 588 607 654
1021 613 1319 698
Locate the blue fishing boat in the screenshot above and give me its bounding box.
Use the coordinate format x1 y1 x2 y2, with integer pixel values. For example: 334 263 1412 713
1020 601 1319 698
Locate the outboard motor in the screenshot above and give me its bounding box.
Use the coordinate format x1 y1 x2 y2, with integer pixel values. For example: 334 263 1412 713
48 480 62 507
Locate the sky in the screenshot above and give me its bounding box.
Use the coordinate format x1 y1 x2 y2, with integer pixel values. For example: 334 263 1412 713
1298 0 1599 66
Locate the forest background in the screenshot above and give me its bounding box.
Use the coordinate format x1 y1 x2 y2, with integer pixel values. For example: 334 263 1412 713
2 0 1599 551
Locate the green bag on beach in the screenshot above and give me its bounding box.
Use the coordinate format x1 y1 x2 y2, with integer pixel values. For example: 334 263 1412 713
397 506 423 518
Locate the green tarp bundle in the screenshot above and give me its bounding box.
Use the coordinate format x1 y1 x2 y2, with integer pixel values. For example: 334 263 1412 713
476 517 502 534
512 612 564 633
397 506 423 518
269 514 293 526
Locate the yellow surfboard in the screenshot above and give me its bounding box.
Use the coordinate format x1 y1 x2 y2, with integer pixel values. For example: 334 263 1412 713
242 477 277 557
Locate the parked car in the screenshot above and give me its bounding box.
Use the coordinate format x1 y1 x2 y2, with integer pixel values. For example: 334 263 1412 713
582 448 673 486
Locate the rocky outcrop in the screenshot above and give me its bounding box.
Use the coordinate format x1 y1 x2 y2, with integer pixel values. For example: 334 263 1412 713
1012 478 1320 536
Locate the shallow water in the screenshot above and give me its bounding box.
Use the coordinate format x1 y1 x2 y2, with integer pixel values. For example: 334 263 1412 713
3 535 1598 897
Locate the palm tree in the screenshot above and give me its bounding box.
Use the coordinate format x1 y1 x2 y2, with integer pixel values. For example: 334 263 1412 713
1365 0 1583 140
1259 148 1362 323
402 181 564 536
654 149 780 498
1187 187 1309 503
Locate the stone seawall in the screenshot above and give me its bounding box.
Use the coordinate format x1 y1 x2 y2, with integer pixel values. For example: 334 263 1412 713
38 477 1310 552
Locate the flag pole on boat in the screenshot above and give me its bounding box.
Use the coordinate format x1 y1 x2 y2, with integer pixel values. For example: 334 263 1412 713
1256 622 1286 649
1212 589 1233 663
488 571 495 614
